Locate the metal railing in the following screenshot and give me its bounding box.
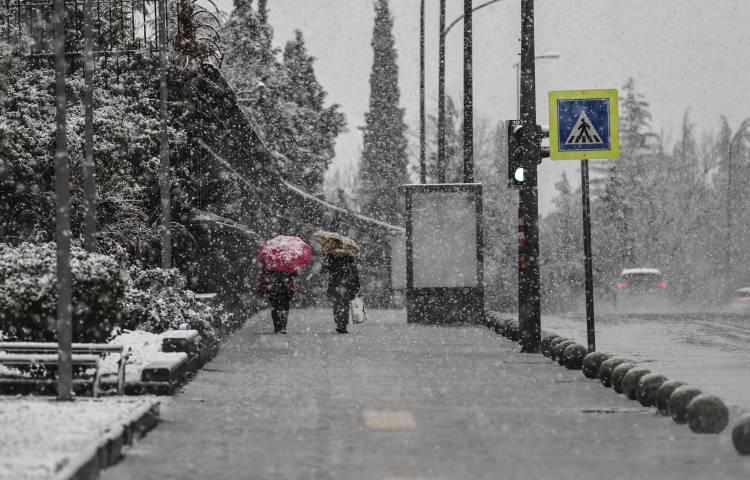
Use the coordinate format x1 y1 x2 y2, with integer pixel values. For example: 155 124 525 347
1 0 222 66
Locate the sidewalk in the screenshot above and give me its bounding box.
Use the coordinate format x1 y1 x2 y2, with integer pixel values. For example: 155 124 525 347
103 308 749 480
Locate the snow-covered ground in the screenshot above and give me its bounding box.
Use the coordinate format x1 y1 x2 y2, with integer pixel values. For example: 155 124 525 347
0 397 157 480
543 312 750 411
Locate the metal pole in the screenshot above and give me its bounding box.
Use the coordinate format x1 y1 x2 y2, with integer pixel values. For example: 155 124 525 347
514 62 519 118
158 0 171 269
726 140 733 292
437 0 446 183
518 0 541 353
53 0 73 401
83 0 96 252
463 0 473 183
419 0 426 184
581 160 596 351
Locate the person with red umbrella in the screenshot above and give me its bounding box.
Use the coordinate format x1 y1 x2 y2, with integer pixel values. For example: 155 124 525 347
256 235 313 334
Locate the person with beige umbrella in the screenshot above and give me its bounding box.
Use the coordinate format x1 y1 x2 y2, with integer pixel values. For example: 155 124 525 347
312 231 361 334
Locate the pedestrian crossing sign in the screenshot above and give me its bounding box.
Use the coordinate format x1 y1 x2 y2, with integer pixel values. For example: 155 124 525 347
549 89 619 160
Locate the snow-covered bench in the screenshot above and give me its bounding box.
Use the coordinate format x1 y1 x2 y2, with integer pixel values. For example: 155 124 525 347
0 352 103 396
0 342 129 395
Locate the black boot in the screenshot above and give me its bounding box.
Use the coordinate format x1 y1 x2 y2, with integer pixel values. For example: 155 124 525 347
272 310 282 333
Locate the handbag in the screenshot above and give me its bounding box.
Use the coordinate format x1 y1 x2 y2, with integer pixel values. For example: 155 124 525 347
351 295 367 324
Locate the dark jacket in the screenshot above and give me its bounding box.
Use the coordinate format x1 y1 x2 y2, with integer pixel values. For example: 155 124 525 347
257 270 296 299
322 255 360 301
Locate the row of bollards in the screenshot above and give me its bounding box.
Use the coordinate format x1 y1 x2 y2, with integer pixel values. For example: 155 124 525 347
485 312 750 455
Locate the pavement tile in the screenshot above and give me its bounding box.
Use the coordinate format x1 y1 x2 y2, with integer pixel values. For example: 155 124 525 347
102 308 750 480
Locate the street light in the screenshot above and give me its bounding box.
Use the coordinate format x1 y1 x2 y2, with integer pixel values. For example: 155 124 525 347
434 0 510 183
513 52 560 117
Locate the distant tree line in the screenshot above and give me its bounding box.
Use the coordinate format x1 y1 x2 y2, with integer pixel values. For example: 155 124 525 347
541 78 750 309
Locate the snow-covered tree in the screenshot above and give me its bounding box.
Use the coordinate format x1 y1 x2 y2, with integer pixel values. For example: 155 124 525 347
590 78 662 280
281 30 346 192
540 172 583 311
357 0 408 224
221 2 345 194
712 116 750 290
476 121 517 311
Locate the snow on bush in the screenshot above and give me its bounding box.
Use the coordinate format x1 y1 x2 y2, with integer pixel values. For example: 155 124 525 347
0 242 125 343
0 243 233 345
122 266 234 344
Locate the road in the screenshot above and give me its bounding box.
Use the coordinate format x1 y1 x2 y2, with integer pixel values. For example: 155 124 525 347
102 308 749 480
544 311 750 411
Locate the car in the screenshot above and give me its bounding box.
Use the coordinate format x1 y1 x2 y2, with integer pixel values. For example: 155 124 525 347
728 287 750 313
613 268 670 311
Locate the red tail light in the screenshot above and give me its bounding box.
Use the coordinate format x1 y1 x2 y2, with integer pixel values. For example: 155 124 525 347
656 281 668 289
615 282 628 289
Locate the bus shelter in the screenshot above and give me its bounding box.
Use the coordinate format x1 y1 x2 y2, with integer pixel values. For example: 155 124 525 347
402 184 484 324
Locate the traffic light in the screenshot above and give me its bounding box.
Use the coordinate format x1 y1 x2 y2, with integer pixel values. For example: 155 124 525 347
507 121 550 188
507 120 525 187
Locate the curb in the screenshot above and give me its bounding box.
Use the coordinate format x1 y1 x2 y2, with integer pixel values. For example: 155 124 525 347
485 310 745 453
51 398 160 480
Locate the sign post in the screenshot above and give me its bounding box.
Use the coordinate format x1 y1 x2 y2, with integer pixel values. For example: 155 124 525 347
549 89 619 352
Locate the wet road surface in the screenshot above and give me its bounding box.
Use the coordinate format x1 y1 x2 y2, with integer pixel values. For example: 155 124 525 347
545 312 750 410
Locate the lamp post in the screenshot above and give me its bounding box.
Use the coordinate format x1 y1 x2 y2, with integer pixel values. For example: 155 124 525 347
158 0 171 269
419 0 426 183
53 0 73 401
436 0 510 184
437 0 446 182
463 0 473 183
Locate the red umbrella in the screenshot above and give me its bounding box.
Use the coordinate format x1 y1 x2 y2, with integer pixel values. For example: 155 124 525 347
256 235 313 273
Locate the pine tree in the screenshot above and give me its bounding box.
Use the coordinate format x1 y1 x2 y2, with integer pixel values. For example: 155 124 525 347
540 172 582 311
281 30 346 192
591 78 661 277
713 116 750 289
258 0 268 24
357 0 408 224
221 0 275 96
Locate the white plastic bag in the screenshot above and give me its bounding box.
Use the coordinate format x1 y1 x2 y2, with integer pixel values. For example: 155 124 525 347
351 296 367 324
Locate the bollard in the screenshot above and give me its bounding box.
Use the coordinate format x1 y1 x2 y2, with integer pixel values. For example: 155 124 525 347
598 357 627 388
655 380 685 416
540 334 561 357
610 362 636 394
686 394 729 434
556 340 577 365
552 340 576 363
562 344 588 370
546 337 566 358
507 321 520 341
582 352 610 379
621 367 651 400
732 414 750 455
502 319 515 337
636 373 668 407
668 386 702 424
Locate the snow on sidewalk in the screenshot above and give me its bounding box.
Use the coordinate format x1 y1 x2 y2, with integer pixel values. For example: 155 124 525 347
0 396 157 480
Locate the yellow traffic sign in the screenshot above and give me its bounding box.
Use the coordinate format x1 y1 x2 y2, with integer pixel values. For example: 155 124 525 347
549 89 619 160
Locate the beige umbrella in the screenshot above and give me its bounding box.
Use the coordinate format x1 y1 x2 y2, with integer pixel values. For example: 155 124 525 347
311 230 360 256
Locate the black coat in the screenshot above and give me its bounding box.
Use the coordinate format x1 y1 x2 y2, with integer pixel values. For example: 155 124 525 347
323 255 360 301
